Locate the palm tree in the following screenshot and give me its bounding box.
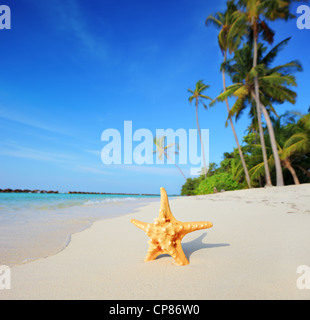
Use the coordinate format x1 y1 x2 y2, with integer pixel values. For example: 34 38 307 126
188 80 212 179
250 112 310 185
206 0 252 188
212 39 301 185
241 132 271 187
153 135 187 180
279 113 310 183
236 0 297 187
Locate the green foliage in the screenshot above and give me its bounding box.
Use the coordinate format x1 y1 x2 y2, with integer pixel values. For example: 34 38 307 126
181 160 244 195
181 177 203 196
181 111 310 195
197 172 242 195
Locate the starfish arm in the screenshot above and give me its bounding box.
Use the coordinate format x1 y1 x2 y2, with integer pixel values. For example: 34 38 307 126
145 247 162 262
131 219 150 233
158 187 176 222
180 221 213 237
172 240 189 266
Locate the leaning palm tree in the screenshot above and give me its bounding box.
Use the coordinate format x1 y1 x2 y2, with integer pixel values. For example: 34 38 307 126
236 0 297 186
280 113 310 183
250 113 310 185
188 80 212 179
206 0 252 188
153 135 187 180
212 39 301 185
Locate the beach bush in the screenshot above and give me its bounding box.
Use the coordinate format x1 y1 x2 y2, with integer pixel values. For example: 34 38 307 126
181 177 203 195
196 172 242 195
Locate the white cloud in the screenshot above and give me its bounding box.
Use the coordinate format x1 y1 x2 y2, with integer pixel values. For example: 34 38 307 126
74 165 112 175
0 144 74 164
49 0 110 63
84 149 101 157
115 164 189 177
0 106 71 136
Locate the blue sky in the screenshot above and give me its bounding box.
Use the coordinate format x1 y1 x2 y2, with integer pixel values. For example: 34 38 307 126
0 0 309 195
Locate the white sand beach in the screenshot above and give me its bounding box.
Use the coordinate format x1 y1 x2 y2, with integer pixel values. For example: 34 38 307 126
1 184 310 300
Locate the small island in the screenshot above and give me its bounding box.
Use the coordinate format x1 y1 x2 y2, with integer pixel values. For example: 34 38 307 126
0 188 159 196
0 189 59 194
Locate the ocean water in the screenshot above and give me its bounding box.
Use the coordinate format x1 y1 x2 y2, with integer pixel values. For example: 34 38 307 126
0 193 159 266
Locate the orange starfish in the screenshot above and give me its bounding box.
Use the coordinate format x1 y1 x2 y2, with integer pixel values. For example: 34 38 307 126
131 187 213 266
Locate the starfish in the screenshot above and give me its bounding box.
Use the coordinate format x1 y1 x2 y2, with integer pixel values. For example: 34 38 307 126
131 187 213 266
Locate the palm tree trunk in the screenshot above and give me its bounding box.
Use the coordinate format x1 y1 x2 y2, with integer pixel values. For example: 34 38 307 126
283 159 300 185
251 90 272 187
165 152 187 181
252 19 272 187
297 165 310 178
260 103 284 186
253 129 263 187
222 52 251 188
196 100 207 179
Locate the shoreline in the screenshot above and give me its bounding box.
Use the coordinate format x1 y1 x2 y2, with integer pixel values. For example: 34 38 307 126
1 184 309 299
0 196 160 268
15 200 157 268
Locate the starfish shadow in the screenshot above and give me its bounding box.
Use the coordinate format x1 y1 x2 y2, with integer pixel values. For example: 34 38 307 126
182 232 229 260
156 232 229 261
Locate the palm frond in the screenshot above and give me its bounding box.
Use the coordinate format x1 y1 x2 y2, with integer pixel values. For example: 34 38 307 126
205 14 223 28
233 85 249 99
249 162 266 182
229 96 246 118
210 84 242 106
261 37 291 66
283 132 309 158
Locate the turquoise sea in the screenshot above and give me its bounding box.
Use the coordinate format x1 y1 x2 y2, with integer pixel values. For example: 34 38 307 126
0 193 159 266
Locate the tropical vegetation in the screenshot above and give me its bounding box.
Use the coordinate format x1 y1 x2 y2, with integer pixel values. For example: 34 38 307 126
181 0 310 195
